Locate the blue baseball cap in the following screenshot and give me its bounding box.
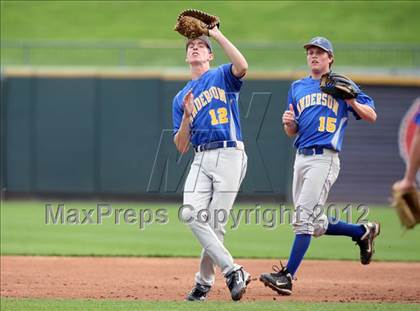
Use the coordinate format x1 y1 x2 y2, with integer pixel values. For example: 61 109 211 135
303 36 334 55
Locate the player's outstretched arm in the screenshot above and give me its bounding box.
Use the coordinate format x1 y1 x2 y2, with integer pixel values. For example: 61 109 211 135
394 125 420 190
405 126 420 184
345 99 377 123
174 91 194 153
208 27 248 78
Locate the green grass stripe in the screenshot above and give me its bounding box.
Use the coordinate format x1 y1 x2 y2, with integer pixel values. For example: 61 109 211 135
2 1 420 68
3 1 420 42
1 298 419 311
1 201 420 261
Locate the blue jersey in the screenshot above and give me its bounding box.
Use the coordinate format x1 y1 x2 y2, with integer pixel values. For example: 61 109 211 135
287 76 375 152
415 107 420 125
172 64 243 147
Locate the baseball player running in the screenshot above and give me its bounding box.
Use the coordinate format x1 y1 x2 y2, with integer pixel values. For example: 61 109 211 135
172 28 250 301
260 37 380 295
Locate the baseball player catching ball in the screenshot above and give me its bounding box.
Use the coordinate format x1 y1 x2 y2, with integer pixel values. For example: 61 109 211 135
259 37 381 295
172 28 250 301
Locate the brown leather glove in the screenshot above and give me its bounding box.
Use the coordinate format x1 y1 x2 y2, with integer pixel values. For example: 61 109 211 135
174 9 220 39
392 185 420 229
320 72 360 100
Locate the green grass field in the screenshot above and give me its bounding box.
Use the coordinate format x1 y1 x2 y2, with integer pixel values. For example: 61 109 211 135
2 1 420 68
2 201 420 261
1 299 419 311
3 1 419 42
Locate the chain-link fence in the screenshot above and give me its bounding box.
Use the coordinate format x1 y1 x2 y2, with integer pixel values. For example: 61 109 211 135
2 40 420 71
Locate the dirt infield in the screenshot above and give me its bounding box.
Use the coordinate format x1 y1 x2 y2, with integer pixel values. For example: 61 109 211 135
1 256 420 303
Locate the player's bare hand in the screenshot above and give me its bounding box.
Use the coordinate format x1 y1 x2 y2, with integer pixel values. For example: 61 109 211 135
393 179 416 193
283 104 296 127
208 26 221 38
183 90 194 117
345 98 356 106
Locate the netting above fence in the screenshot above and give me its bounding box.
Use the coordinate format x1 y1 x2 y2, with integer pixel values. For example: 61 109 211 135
2 40 420 70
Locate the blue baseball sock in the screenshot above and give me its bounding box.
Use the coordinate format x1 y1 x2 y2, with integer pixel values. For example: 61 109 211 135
325 219 366 240
286 234 311 277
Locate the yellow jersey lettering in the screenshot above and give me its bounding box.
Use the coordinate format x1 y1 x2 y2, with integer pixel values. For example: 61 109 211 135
199 94 207 107
209 109 219 125
311 94 317 106
191 87 230 119
327 96 333 109
297 93 341 116
210 87 219 100
218 87 227 103
203 91 212 103
194 97 202 111
321 93 328 106
297 98 304 114
316 93 322 105
305 95 311 108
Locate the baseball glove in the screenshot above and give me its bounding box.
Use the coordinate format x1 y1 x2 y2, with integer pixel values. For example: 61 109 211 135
392 186 420 229
174 9 220 39
320 72 359 100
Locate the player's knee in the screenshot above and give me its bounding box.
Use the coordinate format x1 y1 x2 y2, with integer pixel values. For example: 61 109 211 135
312 214 329 237
292 207 313 232
292 220 315 235
178 204 196 224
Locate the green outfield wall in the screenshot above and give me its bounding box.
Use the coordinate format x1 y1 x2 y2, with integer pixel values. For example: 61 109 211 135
1 71 419 203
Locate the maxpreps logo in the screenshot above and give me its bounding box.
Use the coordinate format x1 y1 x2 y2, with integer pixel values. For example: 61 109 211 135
398 97 420 174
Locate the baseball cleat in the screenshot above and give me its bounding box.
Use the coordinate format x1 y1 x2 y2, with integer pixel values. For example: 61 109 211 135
226 268 251 301
355 222 381 265
259 263 293 296
185 283 211 301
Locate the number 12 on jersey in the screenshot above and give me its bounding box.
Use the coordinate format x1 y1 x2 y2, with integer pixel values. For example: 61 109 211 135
209 108 229 125
318 116 337 133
